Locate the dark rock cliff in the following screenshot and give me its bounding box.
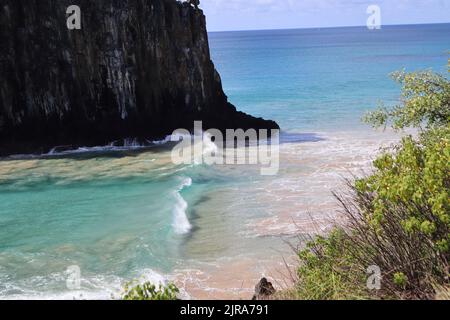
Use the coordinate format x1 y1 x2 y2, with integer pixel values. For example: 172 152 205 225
0 0 278 155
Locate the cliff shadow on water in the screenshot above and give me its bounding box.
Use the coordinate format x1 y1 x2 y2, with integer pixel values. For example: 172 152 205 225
0 0 278 156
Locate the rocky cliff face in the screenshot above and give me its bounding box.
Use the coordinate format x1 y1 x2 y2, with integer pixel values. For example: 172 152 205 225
0 0 278 155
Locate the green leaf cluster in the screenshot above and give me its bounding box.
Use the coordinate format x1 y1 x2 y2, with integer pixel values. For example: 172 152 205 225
122 281 179 300
295 61 449 300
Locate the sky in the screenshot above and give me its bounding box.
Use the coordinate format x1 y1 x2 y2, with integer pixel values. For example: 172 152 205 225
199 0 450 31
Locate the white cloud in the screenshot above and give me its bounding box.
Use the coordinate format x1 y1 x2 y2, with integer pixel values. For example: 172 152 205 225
199 0 450 31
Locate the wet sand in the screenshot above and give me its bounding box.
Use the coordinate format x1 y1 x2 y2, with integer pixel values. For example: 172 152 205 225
174 129 401 299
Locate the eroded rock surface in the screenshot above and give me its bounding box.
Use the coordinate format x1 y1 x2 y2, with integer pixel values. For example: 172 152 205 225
0 0 278 155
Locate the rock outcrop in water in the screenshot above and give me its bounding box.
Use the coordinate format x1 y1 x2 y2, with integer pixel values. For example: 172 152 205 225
0 0 278 155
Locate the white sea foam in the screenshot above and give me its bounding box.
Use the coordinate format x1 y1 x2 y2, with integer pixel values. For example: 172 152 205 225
172 177 193 234
47 141 148 156
0 273 123 300
149 135 173 145
32 136 175 158
0 268 172 300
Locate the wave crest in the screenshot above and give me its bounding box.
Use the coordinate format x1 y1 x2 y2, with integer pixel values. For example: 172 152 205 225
172 177 193 234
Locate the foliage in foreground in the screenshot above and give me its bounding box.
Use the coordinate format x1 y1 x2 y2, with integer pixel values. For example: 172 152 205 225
294 230 370 300
122 281 179 300
294 64 449 300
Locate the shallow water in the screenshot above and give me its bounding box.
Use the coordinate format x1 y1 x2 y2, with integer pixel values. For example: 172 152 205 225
0 24 449 299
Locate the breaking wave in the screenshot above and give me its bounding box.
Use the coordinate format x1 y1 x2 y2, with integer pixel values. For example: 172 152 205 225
172 177 193 234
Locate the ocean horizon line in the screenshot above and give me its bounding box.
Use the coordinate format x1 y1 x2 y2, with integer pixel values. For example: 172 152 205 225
207 21 450 34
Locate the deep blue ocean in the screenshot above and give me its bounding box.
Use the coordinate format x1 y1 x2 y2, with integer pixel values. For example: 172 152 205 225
0 24 449 299
210 24 449 131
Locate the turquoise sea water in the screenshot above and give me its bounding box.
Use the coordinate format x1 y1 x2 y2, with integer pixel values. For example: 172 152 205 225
0 24 449 299
210 24 449 131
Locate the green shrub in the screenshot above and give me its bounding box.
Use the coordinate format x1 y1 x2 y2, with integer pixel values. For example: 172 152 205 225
343 131 449 298
295 230 370 300
295 62 449 300
122 281 179 300
364 69 450 130
393 273 408 289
